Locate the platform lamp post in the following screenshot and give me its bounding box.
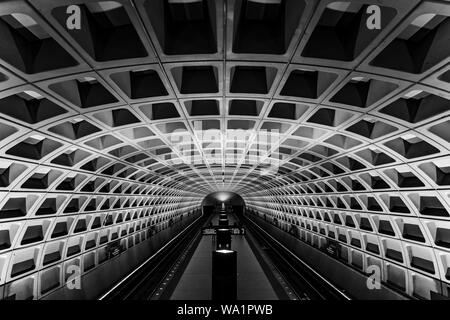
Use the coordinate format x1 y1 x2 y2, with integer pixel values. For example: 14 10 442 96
212 249 237 301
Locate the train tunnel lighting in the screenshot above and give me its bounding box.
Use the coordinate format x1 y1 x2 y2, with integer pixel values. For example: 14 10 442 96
216 192 233 202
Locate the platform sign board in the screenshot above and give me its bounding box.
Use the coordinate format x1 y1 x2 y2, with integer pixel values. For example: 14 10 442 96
202 227 245 235
325 239 340 258
202 228 216 235
106 240 123 259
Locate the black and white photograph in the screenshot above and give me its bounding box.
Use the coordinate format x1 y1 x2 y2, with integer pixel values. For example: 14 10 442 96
0 0 448 316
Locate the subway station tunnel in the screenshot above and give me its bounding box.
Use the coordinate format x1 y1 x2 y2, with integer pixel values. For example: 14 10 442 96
0 0 448 302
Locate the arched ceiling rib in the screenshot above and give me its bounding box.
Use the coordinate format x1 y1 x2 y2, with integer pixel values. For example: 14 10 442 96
0 0 448 299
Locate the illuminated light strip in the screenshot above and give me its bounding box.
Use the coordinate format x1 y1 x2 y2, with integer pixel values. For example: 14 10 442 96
246 216 351 300
98 214 203 300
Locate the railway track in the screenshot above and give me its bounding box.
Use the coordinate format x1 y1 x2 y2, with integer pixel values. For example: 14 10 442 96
243 215 351 301
99 215 207 300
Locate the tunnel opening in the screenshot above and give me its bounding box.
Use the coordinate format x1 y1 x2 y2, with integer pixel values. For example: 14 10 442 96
202 192 245 217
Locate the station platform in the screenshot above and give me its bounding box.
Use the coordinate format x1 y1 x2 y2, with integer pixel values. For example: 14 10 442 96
170 215 278 300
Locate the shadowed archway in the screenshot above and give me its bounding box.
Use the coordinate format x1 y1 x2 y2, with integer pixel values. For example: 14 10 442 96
202 192 245 216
